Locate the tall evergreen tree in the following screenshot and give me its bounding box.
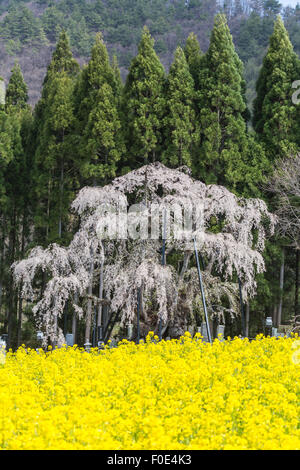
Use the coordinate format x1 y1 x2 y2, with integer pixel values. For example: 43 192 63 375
0 111 14 203
0 66 32 348
74 33 124 185
0 77 5 108
197 14 250 191
46 30 79 79
252 16 300 342
42 72 76 240
184 32 202 90
122 26 165 168
162 47 199 168
111 54 123 105
33 30 79 160
82 82 125 184
5 63 28 112
74 33 116 126
33 31 80 245
253 15 300 161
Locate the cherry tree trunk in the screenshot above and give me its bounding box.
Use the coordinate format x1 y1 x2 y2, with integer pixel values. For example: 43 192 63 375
72 293 78 344
85 255 94 343
245 303 250 338
97 260 104 329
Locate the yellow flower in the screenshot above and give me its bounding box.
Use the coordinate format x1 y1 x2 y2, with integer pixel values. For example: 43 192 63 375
0 334 299 450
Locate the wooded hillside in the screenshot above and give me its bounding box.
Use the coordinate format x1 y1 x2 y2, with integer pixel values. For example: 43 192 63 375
1 0 300 106
1 9 300 348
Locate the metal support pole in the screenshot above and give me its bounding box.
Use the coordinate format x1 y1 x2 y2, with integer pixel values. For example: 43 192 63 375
137 288 141 344
159 208 167 341
161 208 167 267
238 277 246 337
193 238 212 344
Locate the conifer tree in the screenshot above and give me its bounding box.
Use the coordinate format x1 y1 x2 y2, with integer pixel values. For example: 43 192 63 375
74 33 115 126
1 66 32 348
252 16 300 339
85 32 115 90
33 31 80 245
43 72 76 240
0 105 11 337
162 47 199 168
0 77 5 108
46 30 79 79
0 110 23 349
253 16 300 161
74 33 124 185
197 14 249 190
34 30 79 136
33 30 79 159
111 54 123 105
184 32 202 90
0 111 14 203
122 26 165 168
4 67 31 238
5 63 28 112
82 82 125 184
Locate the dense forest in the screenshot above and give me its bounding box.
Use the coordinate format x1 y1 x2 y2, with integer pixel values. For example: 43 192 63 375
1 0 300 106
1 0 300 348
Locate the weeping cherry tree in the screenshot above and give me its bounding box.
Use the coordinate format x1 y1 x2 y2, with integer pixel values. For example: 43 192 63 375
13 163 276 345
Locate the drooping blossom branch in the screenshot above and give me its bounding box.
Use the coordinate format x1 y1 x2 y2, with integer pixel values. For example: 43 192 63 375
266 153 300 249
13 163 276 343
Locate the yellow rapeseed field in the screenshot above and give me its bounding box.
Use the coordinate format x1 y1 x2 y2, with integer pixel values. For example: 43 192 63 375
0 332 299 450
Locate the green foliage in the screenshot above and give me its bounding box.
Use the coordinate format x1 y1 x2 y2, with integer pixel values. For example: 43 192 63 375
46 30 80 78
184 32 203 90
42 5 67 42
0 111 14 203
122 27 166 167
33 31 80 244
1 4 47 47
197 14 247 190
0 0 218 60
2 4 300 344
253 16 300 162
0 78 5 107
75 34 124 184
82 83 124 183
162 47 199 168
5 63 29 112
0 62 33 348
